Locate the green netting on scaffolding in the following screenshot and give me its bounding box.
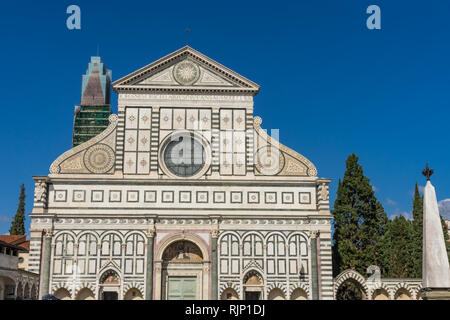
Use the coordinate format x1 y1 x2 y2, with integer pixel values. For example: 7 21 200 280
72 105 111 147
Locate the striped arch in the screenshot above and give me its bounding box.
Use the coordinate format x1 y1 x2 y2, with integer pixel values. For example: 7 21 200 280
333 269 369 299
219 281 241 298
368 282 392 300
392 283 414 299
266 282 288 296
74 282 96 297
289 282 311 299
123 282 145 296
52 282 74 297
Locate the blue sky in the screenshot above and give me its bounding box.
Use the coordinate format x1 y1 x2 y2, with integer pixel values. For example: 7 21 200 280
1 0 449 235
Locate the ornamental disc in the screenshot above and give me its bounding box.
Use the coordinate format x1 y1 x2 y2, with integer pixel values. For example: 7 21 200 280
173 60 200 85
255 146 285 175
84 144 115 174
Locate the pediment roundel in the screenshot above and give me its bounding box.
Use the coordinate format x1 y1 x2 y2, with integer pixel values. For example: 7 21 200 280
173 60 200 85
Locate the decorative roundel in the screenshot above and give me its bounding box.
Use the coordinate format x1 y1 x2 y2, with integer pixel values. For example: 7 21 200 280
255 146 285 175
173 60 200 85
84 144 115 174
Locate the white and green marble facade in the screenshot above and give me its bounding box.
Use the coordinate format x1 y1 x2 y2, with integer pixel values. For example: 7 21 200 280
30 46 333 300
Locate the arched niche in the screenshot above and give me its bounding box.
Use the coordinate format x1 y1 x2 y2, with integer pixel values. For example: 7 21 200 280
394 288 411 300
124 288 143 300
268 288 285 300
243 270 264 300
221 288 239 300
372 288 389 300
155 236 210 300
54 288 72 300
99 269 121 300
76 288 95 300
335 279 367 300
291 288 308 300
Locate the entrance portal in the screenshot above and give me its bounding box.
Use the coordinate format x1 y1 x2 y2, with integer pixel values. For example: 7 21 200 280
245 291 261 300
102 292 118 300
168 276 197 300
243 270 264 300
99 269 120 300
160 240 205 300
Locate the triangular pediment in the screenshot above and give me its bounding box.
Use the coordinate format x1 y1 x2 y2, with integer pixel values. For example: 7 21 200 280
112 46 260 95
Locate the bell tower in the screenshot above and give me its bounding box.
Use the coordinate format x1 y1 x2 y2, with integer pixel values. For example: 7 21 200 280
72 56 112 147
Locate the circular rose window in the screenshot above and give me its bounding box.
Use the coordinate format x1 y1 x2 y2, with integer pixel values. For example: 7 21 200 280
163 133 207 177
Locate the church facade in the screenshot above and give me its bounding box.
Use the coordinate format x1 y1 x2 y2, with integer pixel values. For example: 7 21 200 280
29 47 333 300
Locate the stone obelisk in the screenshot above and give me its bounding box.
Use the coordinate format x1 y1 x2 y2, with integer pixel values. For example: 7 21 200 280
420 164 450 300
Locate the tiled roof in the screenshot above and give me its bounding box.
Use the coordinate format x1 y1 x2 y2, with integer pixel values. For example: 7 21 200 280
0 235 29 250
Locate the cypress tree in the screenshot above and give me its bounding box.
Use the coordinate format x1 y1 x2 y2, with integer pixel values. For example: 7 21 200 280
332 154 389 277
383 216 415 278
411 182 423 278
439 215 450 261
9 184 26 235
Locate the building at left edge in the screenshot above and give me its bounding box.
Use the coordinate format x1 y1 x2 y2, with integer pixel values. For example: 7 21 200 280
0 235 39 299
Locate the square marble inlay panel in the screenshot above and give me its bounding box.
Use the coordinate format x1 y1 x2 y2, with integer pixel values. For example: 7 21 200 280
73 190 85 202
282 192 294 204
248 192 260 204
109 190 122 202
144 191 157 203
179 191 192 203
213 191 225 203
91 190 104 202
265 192 277 204
127 190 139 202
196 191 209 203
299 192 311 204
162 191 174 203
54 190 67 202
231 192 243 204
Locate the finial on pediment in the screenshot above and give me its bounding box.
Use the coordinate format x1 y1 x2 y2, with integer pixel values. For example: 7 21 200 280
422 163 434 181
185 28 190 46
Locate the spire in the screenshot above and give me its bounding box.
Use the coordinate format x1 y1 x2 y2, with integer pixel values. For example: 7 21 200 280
72 56 112 147
81 56 112 106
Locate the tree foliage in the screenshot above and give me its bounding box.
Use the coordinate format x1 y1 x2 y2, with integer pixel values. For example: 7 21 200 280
332 154 388 277
9 184 26 235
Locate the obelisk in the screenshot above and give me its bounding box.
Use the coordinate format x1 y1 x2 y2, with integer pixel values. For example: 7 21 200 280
420 164 450 300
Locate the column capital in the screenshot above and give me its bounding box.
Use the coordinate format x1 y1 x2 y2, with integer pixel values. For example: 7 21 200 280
211 229 219 239
146 228 155 238
309 230 320 239
44 229 53 238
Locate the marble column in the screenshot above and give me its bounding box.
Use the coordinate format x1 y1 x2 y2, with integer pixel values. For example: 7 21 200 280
40 230 53 298
310 231 320 300
421 179 450 299
211 229 219 300
145 230 155 300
